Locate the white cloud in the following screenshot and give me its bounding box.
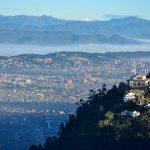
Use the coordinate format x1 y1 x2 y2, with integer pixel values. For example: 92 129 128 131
80 17 91 21
103 14 130 20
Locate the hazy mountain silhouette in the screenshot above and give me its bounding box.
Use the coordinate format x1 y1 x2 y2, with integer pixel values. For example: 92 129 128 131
0 15 149 45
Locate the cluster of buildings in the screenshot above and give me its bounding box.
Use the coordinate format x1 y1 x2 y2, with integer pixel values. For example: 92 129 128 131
124 73 150 103
0 52 149 104
123 72 150 118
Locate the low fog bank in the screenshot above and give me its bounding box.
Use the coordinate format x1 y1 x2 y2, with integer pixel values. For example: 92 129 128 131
0 44 150 56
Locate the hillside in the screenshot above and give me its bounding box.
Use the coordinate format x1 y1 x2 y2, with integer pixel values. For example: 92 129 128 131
0 15 150 45
29 82 150 150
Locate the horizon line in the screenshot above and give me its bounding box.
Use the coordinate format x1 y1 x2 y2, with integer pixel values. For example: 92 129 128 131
0 14 148 22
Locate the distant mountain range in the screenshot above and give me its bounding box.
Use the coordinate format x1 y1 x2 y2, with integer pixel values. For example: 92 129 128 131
0 15 150 45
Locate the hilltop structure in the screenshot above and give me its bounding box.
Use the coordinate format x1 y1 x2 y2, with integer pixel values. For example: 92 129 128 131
129 74 150 89
124 73 150 104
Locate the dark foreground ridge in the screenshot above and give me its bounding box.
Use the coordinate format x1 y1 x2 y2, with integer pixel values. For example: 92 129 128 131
29 80 150 150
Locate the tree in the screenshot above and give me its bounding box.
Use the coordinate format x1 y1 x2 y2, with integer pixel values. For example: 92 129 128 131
146 72 150 78
29 82 150 150
44 137 56 150
102 84 107 95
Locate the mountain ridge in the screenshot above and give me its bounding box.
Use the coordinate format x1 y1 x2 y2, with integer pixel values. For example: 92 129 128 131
0 15 149 45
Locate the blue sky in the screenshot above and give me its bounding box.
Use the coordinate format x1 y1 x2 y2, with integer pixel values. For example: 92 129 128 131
0 0 149 20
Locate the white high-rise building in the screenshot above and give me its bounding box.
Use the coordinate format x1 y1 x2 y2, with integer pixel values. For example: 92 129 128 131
131 60 137 75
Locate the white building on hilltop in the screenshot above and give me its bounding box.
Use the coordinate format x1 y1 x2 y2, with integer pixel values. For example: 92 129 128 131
129 74 150 89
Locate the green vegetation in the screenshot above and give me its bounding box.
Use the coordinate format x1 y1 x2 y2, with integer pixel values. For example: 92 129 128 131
144 88 150 103
30 82 150 150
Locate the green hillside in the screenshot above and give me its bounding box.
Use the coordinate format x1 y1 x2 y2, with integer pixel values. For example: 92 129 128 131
29 82 150 150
